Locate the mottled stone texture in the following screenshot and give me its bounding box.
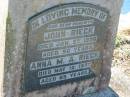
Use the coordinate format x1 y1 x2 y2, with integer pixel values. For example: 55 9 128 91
4 0 123 97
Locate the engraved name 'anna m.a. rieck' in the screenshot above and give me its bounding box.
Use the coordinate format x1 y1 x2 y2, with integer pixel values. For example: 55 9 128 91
24 3 109 92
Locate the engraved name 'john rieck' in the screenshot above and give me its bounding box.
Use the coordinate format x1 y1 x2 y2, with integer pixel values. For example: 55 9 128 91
24 3 109 92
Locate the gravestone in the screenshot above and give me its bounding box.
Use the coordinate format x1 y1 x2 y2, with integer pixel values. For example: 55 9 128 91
4 0 123 97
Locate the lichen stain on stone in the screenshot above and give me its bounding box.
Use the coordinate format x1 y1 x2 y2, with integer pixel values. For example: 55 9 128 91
91 61 102 75
4 14 17 97
4 14 16 72
58 0 64 4
32 0 48 13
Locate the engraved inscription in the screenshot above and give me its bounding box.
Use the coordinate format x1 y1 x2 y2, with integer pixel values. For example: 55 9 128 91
43 26 95 41
31 7 107 31
24 3 109 92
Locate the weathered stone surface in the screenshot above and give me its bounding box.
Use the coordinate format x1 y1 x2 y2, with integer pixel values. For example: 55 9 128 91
4 0 123 97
